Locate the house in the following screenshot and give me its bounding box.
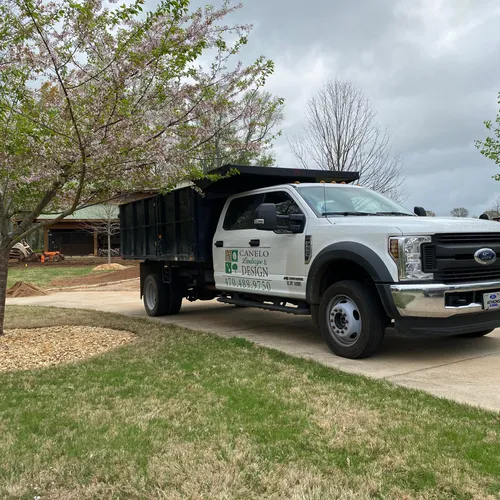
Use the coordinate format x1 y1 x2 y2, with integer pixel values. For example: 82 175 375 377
35 204 120 256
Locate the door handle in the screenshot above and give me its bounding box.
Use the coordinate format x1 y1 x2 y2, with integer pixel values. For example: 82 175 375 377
215 241 223 247
249 239 260 247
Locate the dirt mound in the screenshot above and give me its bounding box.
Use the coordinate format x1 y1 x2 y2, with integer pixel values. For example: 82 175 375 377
51 265 139 288
93 263 127 272
0 326 136 371
6 282 48 298
9 258 140 269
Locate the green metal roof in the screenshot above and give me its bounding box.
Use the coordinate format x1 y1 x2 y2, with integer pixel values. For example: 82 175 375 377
36 204 119 221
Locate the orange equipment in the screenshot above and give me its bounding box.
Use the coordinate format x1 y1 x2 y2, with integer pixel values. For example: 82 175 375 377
40 251 65 263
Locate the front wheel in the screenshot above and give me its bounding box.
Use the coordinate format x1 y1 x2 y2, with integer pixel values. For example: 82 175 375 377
318 280 386 359
462 329 495 338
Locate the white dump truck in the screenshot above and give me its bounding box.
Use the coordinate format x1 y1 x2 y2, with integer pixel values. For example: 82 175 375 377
120 165 500 358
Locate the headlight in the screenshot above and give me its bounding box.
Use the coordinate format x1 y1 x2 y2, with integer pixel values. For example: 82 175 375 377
389 236 433 281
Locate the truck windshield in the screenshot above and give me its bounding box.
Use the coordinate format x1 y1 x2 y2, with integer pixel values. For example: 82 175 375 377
295 185 415 217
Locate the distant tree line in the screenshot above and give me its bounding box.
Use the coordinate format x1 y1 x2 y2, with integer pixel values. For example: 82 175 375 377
445 198 500 218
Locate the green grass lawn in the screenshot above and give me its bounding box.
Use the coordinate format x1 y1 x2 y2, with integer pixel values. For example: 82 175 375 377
1 306 500 499
7 266 94 288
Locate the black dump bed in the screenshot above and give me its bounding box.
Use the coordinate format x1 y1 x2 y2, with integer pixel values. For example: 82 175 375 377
120 165 359 263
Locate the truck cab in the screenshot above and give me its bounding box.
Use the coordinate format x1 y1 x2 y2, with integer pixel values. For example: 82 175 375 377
121 165 500 359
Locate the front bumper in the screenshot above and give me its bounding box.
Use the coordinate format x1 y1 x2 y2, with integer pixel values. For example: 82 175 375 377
390 280 500 318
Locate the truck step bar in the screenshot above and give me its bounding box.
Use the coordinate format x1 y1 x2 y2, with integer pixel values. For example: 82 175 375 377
218 297 310 315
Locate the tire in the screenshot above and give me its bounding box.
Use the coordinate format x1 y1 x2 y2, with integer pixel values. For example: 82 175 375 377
318 280 386 359
311 304 320 327
143 274 183 317
462 329 494 338
144 274 167 317
168 287 183 315
53 254 61 262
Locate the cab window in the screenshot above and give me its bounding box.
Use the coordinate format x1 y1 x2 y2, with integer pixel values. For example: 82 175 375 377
351 196 385 213
263 191 303 216
223 194 263 231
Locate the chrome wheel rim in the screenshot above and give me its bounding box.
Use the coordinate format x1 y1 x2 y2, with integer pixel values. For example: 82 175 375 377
145 281 157 311
327 295 362 346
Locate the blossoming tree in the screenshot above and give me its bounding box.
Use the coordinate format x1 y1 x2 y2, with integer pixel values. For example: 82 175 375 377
0 0 280 334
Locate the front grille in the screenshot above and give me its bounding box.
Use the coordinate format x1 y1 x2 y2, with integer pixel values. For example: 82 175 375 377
422 244 437 271
435 268 500 283
433 233 500 244
424 233 500 283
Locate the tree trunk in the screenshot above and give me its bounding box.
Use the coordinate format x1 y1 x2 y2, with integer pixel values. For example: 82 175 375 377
0 249 10 336
107 232 111 264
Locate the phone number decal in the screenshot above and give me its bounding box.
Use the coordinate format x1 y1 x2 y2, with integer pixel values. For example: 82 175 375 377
224 277 271 291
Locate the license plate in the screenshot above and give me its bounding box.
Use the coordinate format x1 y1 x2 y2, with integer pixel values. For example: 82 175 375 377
483 292 500 310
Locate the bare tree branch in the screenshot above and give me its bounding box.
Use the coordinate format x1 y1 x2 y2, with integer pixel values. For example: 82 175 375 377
289 80 406 201
81 203 120 263
450 207 469 217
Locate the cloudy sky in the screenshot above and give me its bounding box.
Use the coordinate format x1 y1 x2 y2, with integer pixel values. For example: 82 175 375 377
186 0 499 215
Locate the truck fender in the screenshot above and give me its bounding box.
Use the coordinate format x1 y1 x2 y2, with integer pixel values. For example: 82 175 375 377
140 261 164 298
306 242 397 317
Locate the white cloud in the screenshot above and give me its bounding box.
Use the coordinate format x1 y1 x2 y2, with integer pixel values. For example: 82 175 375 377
149 0 500 214
265 47 336 127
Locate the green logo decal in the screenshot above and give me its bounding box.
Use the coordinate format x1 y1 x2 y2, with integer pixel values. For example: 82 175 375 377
224 249 239 274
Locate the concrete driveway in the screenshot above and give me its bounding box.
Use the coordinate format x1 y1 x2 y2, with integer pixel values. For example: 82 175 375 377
8 290 500 412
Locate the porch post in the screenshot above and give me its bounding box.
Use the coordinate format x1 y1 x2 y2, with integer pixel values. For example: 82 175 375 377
43 227 49 252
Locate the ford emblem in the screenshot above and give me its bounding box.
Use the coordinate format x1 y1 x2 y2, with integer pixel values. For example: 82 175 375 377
474 248 497 265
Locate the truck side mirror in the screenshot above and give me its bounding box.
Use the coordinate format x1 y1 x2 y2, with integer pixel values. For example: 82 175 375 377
286 213 306 233
254 203 277 230
414 206 427 216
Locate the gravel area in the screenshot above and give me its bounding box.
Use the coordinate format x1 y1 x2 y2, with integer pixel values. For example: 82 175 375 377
48 278 140 292
0 326 136 372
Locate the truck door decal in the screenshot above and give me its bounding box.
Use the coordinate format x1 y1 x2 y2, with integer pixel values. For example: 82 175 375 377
223 248 272 290
225 249 271 277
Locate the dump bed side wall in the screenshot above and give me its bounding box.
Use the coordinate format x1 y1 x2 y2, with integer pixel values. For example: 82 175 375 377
121 188 200 261
120 188 225 263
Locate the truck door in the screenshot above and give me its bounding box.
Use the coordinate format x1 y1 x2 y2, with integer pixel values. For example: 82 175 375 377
213 190 307 300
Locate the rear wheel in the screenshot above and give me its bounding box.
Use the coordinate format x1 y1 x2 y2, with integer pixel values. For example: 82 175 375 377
462 329 494 338
318 280 385 359
143 274 183 317
144 274 166 316
168 287 183 315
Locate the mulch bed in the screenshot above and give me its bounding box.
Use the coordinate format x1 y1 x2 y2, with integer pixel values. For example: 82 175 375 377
0 326 136 371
